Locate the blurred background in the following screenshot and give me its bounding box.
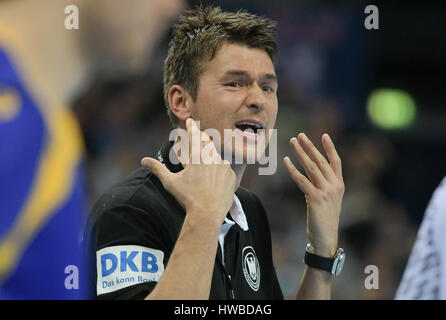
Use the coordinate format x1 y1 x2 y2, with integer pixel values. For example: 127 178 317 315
2 0 444 299
72 0 446 299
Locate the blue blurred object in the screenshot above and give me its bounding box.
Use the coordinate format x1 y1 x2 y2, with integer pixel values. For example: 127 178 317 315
0 27 89 299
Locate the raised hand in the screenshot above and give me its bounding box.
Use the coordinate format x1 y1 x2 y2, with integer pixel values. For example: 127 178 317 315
284 133 344 257
141 118 236 227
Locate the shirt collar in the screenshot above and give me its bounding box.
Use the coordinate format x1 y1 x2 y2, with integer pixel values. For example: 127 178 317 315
157 140 184 173
228 194 249 231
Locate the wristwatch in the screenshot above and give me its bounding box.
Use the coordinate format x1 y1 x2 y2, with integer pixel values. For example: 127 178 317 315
304 243 345 276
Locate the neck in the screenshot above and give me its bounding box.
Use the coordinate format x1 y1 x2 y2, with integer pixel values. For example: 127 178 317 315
0 0 91 105
230 163 246 191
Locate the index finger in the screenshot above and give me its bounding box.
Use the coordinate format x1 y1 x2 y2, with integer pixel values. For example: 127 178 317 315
186 118 200 164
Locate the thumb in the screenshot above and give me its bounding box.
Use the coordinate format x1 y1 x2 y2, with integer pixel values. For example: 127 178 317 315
141 157 173 187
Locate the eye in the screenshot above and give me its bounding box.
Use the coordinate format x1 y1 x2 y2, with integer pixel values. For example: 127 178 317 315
262 86 273 92
226 82 241 88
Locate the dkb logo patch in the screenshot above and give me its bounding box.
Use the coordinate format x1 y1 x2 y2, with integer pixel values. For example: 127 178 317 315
96 245 164 295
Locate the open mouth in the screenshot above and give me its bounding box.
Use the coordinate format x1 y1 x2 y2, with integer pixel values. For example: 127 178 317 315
235 120 264 134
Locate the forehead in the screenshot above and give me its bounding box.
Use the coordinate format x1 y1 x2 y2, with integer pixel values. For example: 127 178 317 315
202 43 276 77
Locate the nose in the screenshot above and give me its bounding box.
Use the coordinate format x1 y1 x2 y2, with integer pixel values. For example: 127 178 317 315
245 85 266 111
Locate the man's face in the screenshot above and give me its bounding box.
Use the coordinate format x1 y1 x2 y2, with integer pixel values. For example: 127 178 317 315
189 43 278 162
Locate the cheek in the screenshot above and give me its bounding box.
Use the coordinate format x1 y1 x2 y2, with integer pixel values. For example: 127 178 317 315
267 100 278 128
218 91 245 111
200 91 242 119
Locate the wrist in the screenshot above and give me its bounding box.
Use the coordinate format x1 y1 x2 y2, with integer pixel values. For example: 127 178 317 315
304 243 346 276
181 214 221 245
185 206 226 228
307 243 338 258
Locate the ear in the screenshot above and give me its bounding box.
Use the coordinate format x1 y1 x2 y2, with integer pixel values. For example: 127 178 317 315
168 85 192 126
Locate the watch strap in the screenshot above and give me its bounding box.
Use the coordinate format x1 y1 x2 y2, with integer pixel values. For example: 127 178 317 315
304 250 335 273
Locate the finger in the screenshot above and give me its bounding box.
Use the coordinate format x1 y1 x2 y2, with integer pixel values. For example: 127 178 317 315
199 131 218 163
283 156 317 195
290 137 326 188
321 133 343 180
200 139 222 164
141 157 174 188
201 131 223 164
297 133 337 183
187 118 218 164
174 138 188 169
186 118 201 164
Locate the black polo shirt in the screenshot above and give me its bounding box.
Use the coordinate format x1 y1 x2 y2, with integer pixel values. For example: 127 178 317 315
84 141 284 300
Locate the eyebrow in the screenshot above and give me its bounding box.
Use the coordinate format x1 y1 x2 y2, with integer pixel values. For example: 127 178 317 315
221 70 278 84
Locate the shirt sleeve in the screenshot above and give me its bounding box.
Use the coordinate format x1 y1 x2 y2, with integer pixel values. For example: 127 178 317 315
85 203 172 300
395 176 446 300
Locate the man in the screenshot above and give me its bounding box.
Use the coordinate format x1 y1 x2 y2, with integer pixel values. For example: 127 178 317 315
0 0 182 299
395 175 446 299
86 6 345 300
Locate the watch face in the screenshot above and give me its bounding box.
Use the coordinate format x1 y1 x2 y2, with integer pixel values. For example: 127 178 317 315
305 243 313 254
332 249 345 276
